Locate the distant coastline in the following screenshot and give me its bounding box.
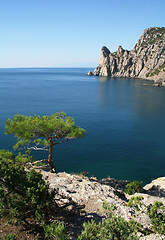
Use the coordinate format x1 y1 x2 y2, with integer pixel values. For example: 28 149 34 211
88 27 165 86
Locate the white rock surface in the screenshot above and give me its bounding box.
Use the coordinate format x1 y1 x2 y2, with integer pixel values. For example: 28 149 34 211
92 27 165 81
144 177 165 197
41 171 165 239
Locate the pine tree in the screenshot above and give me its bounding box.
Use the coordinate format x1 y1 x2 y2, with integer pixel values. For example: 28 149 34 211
5 112 86 172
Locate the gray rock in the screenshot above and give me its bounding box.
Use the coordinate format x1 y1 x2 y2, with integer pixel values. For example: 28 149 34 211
86 71 93 76
153 83 160 87
144 177 165 197
140 234 165 240
91 27 165 80
40 170 165 239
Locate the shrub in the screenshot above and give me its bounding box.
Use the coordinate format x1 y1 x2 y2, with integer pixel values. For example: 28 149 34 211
127 196 144 211
159 63 165 69
100 216 140 240
125 181 143 195
147 201 165 234
3 234 17 240
0 150 55 225
78 217 140 240
150 68 160 76
78 220 101 240
43 221 69 240
146 73 149 77
78 202 141 240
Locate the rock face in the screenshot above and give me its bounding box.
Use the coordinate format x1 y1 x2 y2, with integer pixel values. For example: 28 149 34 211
41 171 165 240
86 71 93 76
144 177 165 197
93 27 165 81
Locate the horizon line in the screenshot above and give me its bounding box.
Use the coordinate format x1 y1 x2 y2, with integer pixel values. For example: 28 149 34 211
0 66 95 69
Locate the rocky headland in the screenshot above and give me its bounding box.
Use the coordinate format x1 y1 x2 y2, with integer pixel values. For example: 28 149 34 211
88 27 165 86
41 171 165 239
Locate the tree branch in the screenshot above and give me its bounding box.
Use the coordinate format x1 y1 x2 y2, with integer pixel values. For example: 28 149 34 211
32 159 48 164
27 146 49 151
28 163 50 170
54 137 77 145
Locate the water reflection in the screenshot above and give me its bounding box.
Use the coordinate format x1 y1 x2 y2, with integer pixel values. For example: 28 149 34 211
97 77 165 183
0 69 165 184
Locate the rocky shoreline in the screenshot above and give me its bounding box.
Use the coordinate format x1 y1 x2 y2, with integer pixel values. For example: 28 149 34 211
41 171 165 239
88 27 165 85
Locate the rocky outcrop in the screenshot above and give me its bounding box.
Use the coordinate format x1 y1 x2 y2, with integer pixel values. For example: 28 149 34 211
86 71 93 76
92 27 165 81
144 177 165 197
41 171 165 240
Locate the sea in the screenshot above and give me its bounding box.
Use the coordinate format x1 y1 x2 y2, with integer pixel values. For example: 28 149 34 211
0 67 165 184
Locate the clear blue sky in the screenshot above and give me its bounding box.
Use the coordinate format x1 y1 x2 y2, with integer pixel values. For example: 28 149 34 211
0 0 164 68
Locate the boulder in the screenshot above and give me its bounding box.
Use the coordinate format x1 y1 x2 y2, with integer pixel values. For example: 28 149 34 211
153 83 160 87
86 71 93 76
144 177 165 197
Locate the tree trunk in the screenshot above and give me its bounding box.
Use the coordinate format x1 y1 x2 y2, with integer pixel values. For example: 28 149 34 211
48 138 56 173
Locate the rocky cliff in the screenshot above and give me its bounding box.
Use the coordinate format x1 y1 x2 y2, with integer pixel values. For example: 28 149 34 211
41 171 165 239
91 27 165 81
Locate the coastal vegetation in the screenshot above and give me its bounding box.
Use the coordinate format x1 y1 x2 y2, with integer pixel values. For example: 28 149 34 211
124 181 143 195
3 234 16 240
146 63 165 77
0 113 165 239
0 149 71 239
127 197 165 234
78 209 141 240
145 27 165 45
0 148 165 239
5 112 86 172
127 196 144 211
147 201 165 234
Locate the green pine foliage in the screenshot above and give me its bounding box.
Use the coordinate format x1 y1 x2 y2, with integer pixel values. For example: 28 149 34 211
0 149 71 239
127 196 144 211
145 63 165 78
1 112 165 238
77 220 101 240
127 194 165 235
3 234 17 240
0 150 55 225
43 221 69 240
147 201 165 234
125 181 143 195
78 203 141 240
5 112 86 171
78 218 140 240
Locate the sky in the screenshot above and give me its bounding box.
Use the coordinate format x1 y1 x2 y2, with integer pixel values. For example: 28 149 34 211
0 0 164 68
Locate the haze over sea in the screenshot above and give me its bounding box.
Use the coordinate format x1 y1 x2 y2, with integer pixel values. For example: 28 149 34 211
0 68 165 184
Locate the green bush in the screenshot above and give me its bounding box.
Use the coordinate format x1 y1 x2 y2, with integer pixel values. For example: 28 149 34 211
159 63 165 69
146 73 149 77
125 181 143 195
3 234 16 240
150 68 160 76
78 202 141 240
147 201 165 234
78 220 101 240
0 150 55 225
43 221 69 240
127 196 144 211
78 217 140 240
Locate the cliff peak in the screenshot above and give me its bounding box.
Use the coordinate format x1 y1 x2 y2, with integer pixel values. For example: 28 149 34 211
92 27 165 82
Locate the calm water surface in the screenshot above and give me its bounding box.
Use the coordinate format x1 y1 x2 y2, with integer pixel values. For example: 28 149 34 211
0 68 165 184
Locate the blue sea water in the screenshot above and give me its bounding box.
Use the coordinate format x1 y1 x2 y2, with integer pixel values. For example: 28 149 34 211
0 68 165 184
